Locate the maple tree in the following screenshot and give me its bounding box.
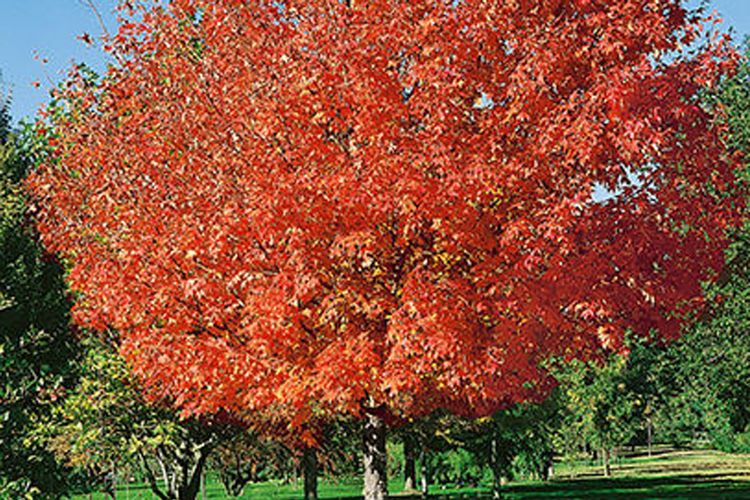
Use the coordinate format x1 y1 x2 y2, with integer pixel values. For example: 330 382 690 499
28 1 745 498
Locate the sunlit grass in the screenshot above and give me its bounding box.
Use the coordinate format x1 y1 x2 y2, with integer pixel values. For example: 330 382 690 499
73 447 750 499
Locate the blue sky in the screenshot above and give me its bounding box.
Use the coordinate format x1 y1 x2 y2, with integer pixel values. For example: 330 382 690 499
1 0 749 122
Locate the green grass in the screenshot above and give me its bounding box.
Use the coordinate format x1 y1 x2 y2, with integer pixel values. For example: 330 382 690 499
73 448 750 499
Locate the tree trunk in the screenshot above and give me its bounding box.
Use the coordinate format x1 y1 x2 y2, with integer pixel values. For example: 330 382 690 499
403 433 417 492
490 438 502 499
201 470 206 500
420 447 429 497
602 448 611 478
283 457 293 484
363 405 388 500
647 420 653 457
179 450 208 500
303 447 318 500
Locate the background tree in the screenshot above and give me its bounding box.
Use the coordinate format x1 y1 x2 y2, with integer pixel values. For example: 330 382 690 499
0 77 9 141
210 429 293 497
0 88 79 499
28 2 745 499
619 339 662 456
649 41 750 454
458 399 559 498
393 424 419 493
555 356 641 477
45 338 225 500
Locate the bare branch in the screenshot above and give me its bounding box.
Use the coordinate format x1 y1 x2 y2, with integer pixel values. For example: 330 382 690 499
77 0 111 39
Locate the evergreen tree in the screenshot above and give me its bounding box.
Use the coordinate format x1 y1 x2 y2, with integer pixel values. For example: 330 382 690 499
0 85 79 498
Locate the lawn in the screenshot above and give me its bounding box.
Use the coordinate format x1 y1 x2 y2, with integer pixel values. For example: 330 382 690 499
73 448 750 499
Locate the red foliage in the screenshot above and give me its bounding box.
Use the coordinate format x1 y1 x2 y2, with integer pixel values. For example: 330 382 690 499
28 0 744 425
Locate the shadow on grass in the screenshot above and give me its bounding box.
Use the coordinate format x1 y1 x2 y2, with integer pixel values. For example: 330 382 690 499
502 474 750 499
305 475 750 500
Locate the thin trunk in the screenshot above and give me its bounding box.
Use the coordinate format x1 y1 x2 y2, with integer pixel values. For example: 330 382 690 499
420 447 429 497
283 457 293 484
363 405 388 500
156 450 171 498
303 447 318 500
403 433 417 492
201 469 206 500
647 420 653 457
602 448 611 478
109 462 117 500
138 451 170 500
490 438 502 499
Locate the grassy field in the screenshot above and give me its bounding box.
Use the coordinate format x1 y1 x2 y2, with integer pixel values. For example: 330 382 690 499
74 448 750 499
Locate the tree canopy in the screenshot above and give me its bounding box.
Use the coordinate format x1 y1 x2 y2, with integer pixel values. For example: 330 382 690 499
26 5 747 497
